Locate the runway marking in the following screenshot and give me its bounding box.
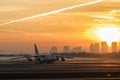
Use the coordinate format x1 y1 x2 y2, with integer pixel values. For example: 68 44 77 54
0 0 103 26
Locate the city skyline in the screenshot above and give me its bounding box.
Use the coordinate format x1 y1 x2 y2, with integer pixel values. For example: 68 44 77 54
0 0 120 53
39 41 119 53
0 41 119 54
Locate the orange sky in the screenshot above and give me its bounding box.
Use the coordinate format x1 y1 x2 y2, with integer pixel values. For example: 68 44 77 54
0 0 120 54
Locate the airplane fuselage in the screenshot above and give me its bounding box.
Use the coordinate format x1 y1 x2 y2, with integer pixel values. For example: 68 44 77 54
34 54 58 63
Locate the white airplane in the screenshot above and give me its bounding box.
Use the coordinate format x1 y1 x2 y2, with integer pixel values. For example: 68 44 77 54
12 44 65 64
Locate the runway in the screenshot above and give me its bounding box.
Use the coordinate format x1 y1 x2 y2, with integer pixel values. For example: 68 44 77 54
0 58 120 79
1 63 120 79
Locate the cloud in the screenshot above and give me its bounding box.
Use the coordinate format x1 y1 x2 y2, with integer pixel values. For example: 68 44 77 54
65 1 120 13
93 10 120 23
0 29 56 38
0 6 28 12
110 10 120 17
0 30 24 34
0 0 102 26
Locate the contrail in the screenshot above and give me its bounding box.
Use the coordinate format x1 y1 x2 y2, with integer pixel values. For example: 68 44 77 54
0 0 102 26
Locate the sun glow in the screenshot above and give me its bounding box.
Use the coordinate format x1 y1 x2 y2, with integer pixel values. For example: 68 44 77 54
95 25 120 46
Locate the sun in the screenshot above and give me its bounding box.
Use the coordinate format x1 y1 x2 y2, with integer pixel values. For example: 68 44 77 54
95 24 120 46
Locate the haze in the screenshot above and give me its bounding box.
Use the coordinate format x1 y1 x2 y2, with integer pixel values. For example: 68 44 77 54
0 0 120 54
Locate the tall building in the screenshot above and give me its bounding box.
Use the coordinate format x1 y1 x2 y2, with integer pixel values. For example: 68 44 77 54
63 46 69 53
101 42 108 53
89 43 99 54
50 46 57 53
89 44 94 53
94 43 100 53
111 42 117 53
72 47 81 53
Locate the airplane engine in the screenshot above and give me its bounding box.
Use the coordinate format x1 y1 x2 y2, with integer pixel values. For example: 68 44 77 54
56 57 59 60
60 57 65 61
26 56 32 62
57 56 65 61
35 57 45 64
37 57 44 62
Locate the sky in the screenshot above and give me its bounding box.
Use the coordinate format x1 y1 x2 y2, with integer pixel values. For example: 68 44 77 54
0 0 120 54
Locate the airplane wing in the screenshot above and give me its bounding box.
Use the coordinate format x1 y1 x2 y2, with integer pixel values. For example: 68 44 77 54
10 55 33 62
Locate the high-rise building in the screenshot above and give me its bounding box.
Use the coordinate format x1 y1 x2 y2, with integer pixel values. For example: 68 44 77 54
94 43 100 53
63 46 69 53
111 42 117 53
89 43 99 54
101 42 108 53
89 44 94 53
50 46 57 53
72 47 81 53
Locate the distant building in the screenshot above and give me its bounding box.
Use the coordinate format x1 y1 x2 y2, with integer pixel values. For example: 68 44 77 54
111 42 117 53
63 46 69 53
101 42 108 53
89 44 94 53
94 43 100 53
72 47 81 53
89 43 99 54
50 46 57 53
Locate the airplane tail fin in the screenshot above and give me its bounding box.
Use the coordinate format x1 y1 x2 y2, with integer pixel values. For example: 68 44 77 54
34 44 40 56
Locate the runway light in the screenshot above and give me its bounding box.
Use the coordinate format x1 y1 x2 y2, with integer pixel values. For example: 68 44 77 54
107 74 111 77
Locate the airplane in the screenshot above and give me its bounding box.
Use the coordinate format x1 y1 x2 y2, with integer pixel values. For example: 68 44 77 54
12 44 65 64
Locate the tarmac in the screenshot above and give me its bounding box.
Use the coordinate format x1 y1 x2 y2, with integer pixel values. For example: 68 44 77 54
0 58 120 79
